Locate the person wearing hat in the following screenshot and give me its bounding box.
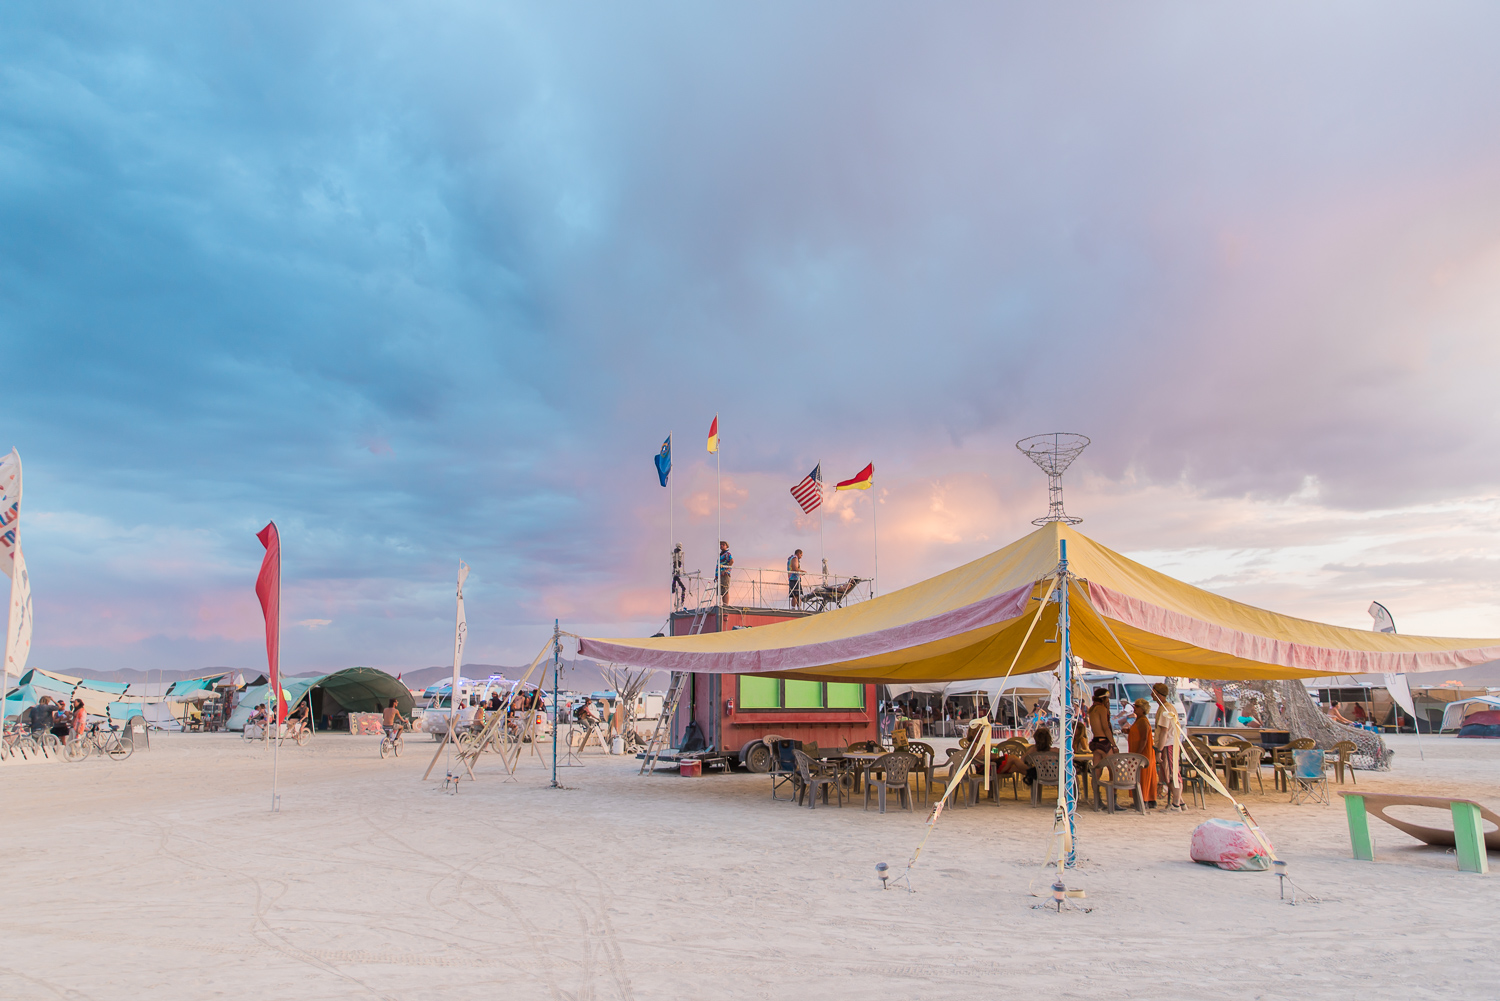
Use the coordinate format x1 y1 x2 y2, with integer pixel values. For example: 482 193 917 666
1151 682 1185 810
1086 687 1117 769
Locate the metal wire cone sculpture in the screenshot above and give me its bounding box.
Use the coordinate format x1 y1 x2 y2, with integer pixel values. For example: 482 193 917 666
1016 433 1091 526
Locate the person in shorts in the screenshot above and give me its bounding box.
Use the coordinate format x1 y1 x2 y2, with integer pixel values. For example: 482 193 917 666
1151 683 1185 810
1086 687 1117 768
787 549 804 609
381 698 408 741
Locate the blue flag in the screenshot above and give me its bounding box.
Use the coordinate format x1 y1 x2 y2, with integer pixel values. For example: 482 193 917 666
654 435 672 487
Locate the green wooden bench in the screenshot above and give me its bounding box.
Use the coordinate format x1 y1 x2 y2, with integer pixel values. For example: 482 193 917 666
1340 792 1498 874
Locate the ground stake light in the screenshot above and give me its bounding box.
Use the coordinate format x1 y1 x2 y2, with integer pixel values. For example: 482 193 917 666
875 862 890 890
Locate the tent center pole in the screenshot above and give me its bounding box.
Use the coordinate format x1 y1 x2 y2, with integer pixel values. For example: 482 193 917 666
1058 538 1076 869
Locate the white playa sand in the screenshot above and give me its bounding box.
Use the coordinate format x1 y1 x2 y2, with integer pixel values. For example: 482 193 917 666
2 731 1497 1000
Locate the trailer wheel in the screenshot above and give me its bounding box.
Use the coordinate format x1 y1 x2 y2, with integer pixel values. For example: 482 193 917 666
744 740 773 773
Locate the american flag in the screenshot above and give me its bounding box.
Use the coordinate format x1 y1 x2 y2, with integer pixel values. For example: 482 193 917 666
789 464 823 514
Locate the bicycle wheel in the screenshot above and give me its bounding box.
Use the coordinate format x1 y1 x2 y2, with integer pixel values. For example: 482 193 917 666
108 737 134 761
64 739 90 762
380 737 391 758
393 733 403 757
295 725 311 746
39 733 61 756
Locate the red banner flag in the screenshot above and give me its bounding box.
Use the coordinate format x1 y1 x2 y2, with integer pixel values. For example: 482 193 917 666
255 522 284 723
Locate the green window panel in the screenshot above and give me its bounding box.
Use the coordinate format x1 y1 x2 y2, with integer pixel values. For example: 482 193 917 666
784 679 824 709
739 675 781 709
826 682 864 709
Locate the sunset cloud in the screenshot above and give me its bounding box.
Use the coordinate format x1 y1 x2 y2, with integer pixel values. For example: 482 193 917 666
4 3 1500 672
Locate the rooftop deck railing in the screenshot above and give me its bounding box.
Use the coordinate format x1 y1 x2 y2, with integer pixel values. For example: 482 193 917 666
674 566 873 614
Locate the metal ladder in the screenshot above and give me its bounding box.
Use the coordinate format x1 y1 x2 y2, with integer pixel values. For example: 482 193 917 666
639 671 686 775
688 607 710 634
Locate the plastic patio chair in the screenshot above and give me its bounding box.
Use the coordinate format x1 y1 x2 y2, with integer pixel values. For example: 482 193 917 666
1096 752 1149 814
906 741 936 805
864 752 914 814
995 739 1029 801
929 747 975 809
1228 741 1265 795
1028 750 1061 807
792 749 845 809
1330 740 1357 785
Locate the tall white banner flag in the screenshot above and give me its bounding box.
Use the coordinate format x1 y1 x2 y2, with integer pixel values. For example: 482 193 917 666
450 561 469 710
1369 601 1418 719
0 449 30 690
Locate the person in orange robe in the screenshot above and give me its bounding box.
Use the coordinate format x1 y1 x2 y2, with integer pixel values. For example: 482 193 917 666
1127 699 1159 809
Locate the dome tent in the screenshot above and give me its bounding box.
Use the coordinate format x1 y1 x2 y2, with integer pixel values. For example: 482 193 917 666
226 667 411 730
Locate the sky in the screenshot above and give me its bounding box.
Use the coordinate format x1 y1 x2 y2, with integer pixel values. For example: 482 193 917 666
4 3 1500 676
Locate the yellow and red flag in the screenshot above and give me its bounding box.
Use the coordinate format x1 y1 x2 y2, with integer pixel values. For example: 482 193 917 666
836 463 873 491
707 415 719 454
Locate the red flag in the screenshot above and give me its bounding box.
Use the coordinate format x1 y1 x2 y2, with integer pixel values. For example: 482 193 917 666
255 522 284 723
836 463 874 491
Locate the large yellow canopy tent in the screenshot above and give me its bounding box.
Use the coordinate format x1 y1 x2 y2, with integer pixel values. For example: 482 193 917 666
579 523 1500 682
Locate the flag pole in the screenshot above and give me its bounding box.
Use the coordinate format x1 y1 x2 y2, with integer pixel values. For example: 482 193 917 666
871 485 879 598
1 452 16 738
551 618 560 789
271 549 281 813
668 431 674 566
818 461 825 573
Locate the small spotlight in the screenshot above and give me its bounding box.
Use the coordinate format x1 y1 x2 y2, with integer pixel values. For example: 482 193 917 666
875 862 890 889
1273 860 1289 900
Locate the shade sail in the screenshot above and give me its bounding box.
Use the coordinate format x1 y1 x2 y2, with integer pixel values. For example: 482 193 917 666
579 523 1500 683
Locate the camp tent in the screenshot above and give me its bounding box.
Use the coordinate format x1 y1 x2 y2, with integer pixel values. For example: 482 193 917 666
225 668 412 730
580 523 1500 683
1439 696 1500 733
3 683 40 721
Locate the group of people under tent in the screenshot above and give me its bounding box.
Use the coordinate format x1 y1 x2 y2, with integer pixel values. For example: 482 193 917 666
16 695 89 744
974 682 1187 813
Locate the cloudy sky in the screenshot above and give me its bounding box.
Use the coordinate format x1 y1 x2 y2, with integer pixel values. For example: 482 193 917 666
4 3 1500 675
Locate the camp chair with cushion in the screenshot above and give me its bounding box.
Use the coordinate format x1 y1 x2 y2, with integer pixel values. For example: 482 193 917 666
1228 741 1265 795
1096 752 1149 814
1274 738 1317 792
792 749 845 809
1028 749 1062 807
1330 741 1357 785
1287 749 1330 805
930 748 976 809
771 739 803 802
864 752 914 814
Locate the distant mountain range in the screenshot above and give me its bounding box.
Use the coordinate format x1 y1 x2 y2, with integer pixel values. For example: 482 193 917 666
39 659 663 695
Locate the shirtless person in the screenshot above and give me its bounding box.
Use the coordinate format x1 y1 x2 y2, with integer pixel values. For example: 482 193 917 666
381 698 408 743
1087 687 1117 768
787 549 804 610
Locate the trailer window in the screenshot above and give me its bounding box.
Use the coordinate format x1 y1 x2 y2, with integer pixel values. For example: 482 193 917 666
739 675 780 709
827 683 864 709
785 680 824 709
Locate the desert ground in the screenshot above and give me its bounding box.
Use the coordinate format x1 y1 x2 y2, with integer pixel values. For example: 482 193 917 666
2 730 1496 1000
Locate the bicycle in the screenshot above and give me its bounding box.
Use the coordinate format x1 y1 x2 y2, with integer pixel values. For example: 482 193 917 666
63 723 133 762
287 715 313 746
379 726 405 758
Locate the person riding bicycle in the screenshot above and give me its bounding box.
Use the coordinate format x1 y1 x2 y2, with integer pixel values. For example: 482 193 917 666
381 698 409 743
287 700 311 733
